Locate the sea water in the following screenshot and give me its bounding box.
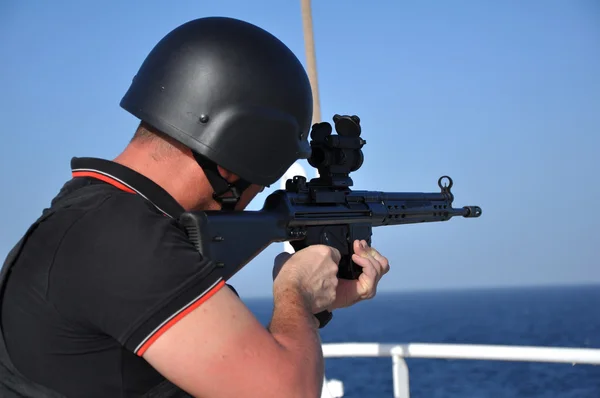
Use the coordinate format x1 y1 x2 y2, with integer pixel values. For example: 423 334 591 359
245 285 600 397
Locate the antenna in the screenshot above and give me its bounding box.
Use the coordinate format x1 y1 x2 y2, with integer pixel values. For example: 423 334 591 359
279 0 320 254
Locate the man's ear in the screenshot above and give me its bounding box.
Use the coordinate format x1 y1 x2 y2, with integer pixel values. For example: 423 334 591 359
216 165 240 183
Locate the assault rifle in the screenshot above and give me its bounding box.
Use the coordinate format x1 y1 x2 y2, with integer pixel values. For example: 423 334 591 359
179 114 482 327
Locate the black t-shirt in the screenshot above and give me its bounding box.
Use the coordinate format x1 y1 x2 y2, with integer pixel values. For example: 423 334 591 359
1 157 232 397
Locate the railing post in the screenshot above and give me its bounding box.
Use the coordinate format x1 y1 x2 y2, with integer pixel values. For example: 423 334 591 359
392 355 410 398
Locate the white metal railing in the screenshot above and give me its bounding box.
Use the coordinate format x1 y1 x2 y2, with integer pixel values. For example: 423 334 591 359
320 343 600 398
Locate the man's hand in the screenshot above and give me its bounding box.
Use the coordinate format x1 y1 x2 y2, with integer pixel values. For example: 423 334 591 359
330 240 389 309
273 240 389 312
272 245 341 315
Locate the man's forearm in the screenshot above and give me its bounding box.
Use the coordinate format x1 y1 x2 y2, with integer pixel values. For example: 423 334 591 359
268 286 324 397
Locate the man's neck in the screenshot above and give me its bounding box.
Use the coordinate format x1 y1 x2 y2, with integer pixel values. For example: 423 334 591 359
113 150 213 212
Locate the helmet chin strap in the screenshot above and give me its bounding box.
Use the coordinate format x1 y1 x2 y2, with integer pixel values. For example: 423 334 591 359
192 152 252 210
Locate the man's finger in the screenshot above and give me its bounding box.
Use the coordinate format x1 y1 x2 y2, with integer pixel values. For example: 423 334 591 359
353 240 372 259
351 254 378 298
365 245 390 274
351 252 382 280
328 246 342 264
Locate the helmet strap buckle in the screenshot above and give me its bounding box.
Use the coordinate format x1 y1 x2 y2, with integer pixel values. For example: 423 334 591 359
193 152 251 211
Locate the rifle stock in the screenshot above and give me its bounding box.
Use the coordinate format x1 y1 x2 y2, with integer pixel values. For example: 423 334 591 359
179 114 482 327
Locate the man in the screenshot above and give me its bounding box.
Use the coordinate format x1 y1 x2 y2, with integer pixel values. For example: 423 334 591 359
0 16 389 397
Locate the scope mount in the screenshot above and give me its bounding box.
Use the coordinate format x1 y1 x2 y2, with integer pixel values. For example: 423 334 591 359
305 114 366 189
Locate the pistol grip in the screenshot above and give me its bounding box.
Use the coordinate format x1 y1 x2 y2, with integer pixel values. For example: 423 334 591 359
289 224 372 328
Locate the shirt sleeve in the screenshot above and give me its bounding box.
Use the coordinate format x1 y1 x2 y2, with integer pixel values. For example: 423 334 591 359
49 193 226 357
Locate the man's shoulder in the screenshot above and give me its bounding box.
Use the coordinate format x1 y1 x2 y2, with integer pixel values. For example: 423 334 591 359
45 179 186 261
52 179 168 228
47 179 214 312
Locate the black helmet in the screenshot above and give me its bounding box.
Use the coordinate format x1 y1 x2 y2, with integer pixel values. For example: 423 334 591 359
120 17 313 207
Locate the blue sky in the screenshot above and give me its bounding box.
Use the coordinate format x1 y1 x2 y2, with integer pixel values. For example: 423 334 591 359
1 0 598 298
